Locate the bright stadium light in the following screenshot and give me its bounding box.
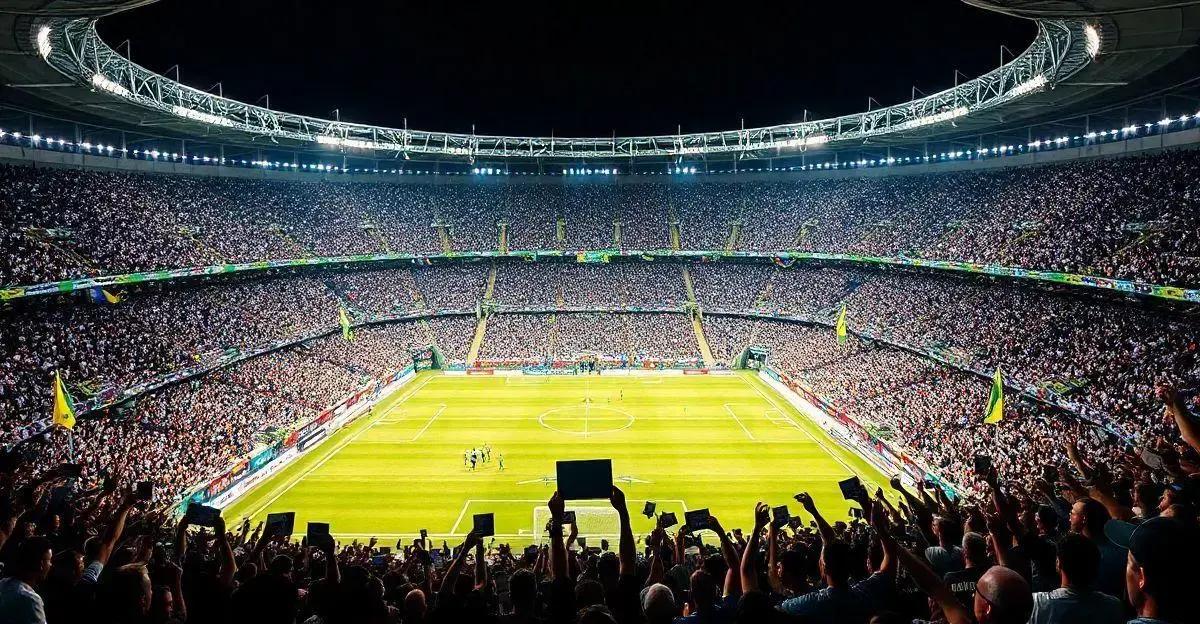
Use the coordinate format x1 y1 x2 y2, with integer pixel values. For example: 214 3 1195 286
36 26 51 58
893 106 968 132
171 106 234 127
1085 24 1102 57
91 73 130 97
1010 75 1048 98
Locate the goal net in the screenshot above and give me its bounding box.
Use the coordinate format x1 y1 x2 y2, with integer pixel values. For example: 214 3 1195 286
531 506 621 543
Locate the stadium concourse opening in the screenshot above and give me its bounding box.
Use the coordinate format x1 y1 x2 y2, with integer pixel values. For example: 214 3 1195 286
220 371 888 542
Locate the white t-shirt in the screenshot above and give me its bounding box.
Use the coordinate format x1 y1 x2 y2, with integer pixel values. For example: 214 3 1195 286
0 577 47 624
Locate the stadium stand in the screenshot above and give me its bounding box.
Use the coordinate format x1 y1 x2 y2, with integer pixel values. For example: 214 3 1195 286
4 1 1200 620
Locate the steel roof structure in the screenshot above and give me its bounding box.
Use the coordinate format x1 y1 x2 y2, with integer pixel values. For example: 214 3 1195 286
0 0 1197 166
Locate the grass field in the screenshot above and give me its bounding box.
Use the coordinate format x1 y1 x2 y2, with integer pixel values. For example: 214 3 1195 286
222 371 891 544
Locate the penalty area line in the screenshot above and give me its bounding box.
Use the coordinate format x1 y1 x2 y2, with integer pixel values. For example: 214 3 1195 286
723 403 758 441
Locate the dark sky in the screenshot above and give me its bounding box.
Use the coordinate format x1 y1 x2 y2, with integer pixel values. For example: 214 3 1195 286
99 0 1035 137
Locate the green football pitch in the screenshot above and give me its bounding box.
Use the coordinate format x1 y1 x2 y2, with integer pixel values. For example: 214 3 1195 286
222 371 891 544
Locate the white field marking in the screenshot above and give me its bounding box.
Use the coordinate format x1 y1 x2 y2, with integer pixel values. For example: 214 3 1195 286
536 405 635 436
738 375 857 476
722 403 758 441
450 498 553 533
528 499 689 537
405 404 446 442
765 409 789 425
242 375 436 519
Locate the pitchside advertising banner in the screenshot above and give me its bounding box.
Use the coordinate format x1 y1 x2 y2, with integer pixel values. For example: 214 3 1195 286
180 367 412 512
4 250 1198 303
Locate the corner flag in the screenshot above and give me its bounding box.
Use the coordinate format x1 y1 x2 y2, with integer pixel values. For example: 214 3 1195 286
52 371 77 430
339 307 354 341
835 304 848 345
983 368 1004 424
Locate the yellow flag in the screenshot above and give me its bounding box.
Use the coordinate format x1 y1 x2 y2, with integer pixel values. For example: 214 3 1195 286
835 304 848 345
52 371 77 430
339 308 354 341
983 368 1004 424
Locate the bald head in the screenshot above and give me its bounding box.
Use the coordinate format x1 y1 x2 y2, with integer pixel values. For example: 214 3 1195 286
403 588 427 619
974 566 1033 624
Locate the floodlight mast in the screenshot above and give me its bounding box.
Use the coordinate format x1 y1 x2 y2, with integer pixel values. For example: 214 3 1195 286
41 17 1093 160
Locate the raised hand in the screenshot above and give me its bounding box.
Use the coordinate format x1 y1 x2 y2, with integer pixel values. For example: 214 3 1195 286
609 486 627 512
548 490 565 521
753 502 770 530
794 492 817 514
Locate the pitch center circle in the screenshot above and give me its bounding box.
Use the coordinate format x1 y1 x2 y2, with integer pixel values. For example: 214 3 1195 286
537 405 635 435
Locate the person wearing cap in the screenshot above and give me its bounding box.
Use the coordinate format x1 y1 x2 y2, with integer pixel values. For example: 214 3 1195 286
1028 533 1124 624
1106 516 1199 624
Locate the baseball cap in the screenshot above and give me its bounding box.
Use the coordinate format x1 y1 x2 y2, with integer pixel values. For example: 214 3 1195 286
1104 516 1194 577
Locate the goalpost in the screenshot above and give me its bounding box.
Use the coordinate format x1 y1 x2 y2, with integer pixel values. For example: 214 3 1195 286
531 506 622 542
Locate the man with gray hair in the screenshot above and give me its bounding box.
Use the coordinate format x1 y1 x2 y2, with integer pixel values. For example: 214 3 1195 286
640 582 677 624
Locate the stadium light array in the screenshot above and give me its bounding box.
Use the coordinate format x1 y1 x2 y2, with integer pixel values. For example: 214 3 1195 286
1085 24 1102 57
36 26 51 58
91 73 130 97
2 109 1199 177
1009 75 1048 98
171 106 234 127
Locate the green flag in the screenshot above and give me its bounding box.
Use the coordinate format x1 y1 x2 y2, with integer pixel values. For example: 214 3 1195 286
984 368 1004 424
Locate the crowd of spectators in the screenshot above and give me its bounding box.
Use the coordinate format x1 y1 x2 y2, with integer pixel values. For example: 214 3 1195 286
3 386 1198 624
4 149 1200 288
4 148 1200 623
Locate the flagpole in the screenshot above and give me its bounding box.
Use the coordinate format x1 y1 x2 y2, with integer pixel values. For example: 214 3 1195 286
67 428 76 463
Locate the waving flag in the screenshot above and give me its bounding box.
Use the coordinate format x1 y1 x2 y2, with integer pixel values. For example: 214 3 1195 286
52 371 77 430
983 368 1004 424
835 304 848 345
339 308 355 341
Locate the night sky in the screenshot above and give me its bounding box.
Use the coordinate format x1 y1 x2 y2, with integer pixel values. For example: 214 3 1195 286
99 0 1034 137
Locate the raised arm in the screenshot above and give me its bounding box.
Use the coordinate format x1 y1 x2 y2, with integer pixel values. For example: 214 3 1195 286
214 516 238 588
709 516 742 599
645 528 666 588
766 521 782 594
437 532 480 600
473 539 489 591
796 493 835 544
547 491 568 581
896 544 973 624
611 486 635 577
1159 384 1200 452
740 503 769 593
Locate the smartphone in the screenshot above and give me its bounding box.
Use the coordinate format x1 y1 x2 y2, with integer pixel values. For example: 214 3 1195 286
266 512 296 538
642 501 656 518
659 512 679 529
685 508 710 532
306 522 332 548
849 507 864 520
838 476 867 500
771 505 790 529
184 503 221 527
563 510 577 525
973 455 993 476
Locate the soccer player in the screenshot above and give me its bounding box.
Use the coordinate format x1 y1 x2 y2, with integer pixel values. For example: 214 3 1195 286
469 450 477 471
485 444 491 462
498 453 505 471
463 450 468 467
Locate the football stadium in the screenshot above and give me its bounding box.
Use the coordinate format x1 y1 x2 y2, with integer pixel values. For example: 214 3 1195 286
2 0 1200 623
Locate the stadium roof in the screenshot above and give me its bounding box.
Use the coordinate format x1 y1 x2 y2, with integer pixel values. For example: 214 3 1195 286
0 0 1197 165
